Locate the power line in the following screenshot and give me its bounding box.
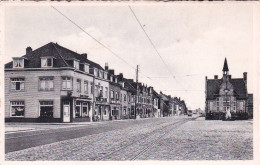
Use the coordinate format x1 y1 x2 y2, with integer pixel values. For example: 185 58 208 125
51 6 168 91
51 6 136 70
128 6 187 93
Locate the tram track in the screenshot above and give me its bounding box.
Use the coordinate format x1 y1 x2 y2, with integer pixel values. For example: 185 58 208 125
94 118 194 160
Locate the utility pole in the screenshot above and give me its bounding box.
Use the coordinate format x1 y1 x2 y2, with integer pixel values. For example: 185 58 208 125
135 65 139 119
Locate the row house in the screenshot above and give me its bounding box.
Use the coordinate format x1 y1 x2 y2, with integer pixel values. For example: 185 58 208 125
5 42 189 123
5 42 109 122
106 67 121 120
123 78 137 119
172 97 187 116
152 89 161 118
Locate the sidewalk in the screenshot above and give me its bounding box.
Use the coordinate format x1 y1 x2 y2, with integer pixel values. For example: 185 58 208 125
5 116 187 134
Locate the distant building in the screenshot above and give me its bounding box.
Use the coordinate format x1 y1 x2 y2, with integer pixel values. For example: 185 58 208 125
247 94 253 119
205 58 250 120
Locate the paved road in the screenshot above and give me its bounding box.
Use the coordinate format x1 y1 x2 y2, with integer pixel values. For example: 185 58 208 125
5 116 253 161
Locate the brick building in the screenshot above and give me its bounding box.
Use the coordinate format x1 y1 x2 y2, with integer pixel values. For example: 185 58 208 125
205 58 250 120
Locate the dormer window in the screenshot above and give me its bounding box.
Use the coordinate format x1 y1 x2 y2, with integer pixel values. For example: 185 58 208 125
104 72 107 80
13 58 24 68
115 77 118 83
94 68 98 77
110 75 113 82
41 57 54 68
74 60 80 70
99 70 103 78
84 64 89 73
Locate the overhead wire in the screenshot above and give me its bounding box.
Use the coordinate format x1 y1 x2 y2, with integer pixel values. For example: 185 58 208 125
51 5 168 91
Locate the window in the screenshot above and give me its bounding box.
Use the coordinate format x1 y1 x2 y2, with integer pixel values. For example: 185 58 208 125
41 57 53 67
104 72 107 80
123 107 127 115
105 87 108 98
74 60 80 70
240 102 244 110
90 82 93 94
95 85 98 95
115 92 119 100
128 95 131 102
11 78 25 91
77 79 81 93
13 58 24 68
39 77 54 91
10 101 24 117
84 64 89 73
111 91 114 99
216 97 220 111
100 86 103 97
94 68 98 77
99 70 103 78
82 102 88 117
124 94 126 102
84 81 88 94
223 97 230 106
62 77 72 90
39 101 53 118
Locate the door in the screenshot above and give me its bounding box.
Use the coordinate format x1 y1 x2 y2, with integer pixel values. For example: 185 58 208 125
63 101 70 123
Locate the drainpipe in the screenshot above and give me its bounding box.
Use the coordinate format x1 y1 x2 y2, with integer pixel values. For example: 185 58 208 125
90 70 96 122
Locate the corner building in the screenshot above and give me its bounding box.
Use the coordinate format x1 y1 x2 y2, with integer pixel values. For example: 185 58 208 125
5 42 109 122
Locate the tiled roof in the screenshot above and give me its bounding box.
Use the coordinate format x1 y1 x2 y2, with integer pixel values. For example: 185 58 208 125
5 42 104 70
206 78 247 99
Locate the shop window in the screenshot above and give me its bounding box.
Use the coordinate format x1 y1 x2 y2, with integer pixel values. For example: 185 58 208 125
10 101 25 117
39 101 53 118
82 102 88 117
11 78 25 91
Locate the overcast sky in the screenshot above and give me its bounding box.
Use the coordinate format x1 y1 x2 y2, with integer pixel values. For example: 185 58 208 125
3 4 255 109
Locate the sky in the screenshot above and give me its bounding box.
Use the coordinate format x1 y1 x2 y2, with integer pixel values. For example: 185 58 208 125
3 4 255 110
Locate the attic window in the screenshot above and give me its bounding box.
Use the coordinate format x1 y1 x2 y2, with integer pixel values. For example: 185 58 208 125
13 58 24 68
41 57 54 68
84 64 89 73
74 60 80 70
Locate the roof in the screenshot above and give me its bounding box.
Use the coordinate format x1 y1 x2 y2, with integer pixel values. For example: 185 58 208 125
206 78 247 99
222 58 229 72
5 42 104 70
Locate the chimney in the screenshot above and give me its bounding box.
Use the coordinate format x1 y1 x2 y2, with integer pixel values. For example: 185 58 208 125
119 73 123 78
108 69 114 75
243 72 247 82
81 53 88 59
243 72 247 90
26 47 32 54
214 75 218 79
105 63 109 71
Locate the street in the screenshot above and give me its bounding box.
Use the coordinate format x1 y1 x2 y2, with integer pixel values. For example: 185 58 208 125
5 116 253 161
